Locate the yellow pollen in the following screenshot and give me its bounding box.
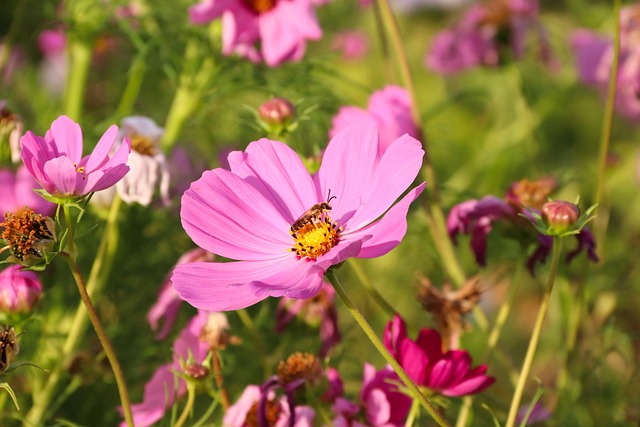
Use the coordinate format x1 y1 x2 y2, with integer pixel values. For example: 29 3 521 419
76 166 85 174
130 134 156 156
290 214 341 260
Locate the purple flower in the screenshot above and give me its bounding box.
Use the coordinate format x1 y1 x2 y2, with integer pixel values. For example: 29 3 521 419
329 86 418 153
383 314 495 396
0 166 55 221
20 115 131 200
121 311 210 427
189 0 322 67
0 265 42 314
172 122 425 311
276 282 340 357
147 248 215 340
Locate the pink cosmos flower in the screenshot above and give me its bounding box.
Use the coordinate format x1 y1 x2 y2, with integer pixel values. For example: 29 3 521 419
188 0 322 67
148 248 215 340
572 5 640 121
275 281 340 357
331 31 369 60
0 166 55 221
172 122 425 311
115 116 170 206
0 265 42 314
223 384 315 426
121 311 210 427
20 115 131 200
384 314 495 396
329 86 418 153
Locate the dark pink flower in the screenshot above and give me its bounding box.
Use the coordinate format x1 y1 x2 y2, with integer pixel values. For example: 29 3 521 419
0 166 55 221
121 311 210 427
147 248 215 340
172 123 425 311
383 314 495 396
0 265 42 313
329 86 418 152
20 115 131 200
360 363 412 426
275 281 340 357
188 0 322 67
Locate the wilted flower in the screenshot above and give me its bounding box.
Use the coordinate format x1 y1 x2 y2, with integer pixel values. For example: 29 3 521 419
276 282 340 357
277 352 323 386
384 314 495 396
0 100 23 163
1 208 56 267
172 123 425 311
148 248 215 340
426 0 556 74
572 5 640 121
0 265 42 314
0 325 19 373
20 115 131 201
447 178 598 273
0 166 56 221
329 86 418 152
121 311 210 427
189 0 322 67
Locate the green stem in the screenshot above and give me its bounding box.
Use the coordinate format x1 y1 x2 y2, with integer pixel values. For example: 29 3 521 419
347 259 397 318
59 251 134 427
174 382 196 427
26 198 122 425
160 39 215 154
404 398 420 427
326 270 450 427
371 0 395 84
593 0 621 261
504 238 563 427
63 204 76 260
64 39 92 121
116 53 148 118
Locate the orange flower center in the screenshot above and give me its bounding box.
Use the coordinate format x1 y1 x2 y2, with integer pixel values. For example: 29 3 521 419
242 0 277 14
130 134 156 156
0 209 55 261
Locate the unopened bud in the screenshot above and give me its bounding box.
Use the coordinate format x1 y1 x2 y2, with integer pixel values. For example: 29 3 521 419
258 98 295 127
184 363 210 380
542 201 579 234
0 325 19 373
0 265 42 314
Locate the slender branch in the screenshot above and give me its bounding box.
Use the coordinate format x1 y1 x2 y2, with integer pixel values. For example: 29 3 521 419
347 259 397 318
504 238 563 427
64 39 92 121
212 350 230 410
174 382 196 427
59 251 134 427
326 270 451 427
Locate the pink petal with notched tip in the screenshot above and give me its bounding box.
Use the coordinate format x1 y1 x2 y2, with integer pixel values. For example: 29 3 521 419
181 168 292 261
47 115 83 163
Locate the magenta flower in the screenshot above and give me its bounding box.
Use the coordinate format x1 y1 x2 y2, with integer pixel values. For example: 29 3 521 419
188 0 322 67
172 123 425 311
275 281 340 357
0 265 42 314
20 115 131 200
572 6 640 121
148 248 215 340
121 311 210 427
384 314 495 396
0 166 55 221
329 86 418 153
426 0 555 74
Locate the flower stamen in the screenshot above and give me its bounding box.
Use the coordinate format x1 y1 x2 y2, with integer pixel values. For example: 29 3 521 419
130 134 156 156
242 0 277 14
290 210 341 260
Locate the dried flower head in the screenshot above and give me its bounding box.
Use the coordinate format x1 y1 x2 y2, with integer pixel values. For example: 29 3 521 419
277 352 322 386
184 363 210 380
245 400 281 427
1 208 56 266
0 100 23 163
200 312 232 349
418 276 482 350
506 177 557 212
0 325 19 373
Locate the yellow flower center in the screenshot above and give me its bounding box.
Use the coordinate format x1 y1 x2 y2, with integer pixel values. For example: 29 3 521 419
290 209 341 260
130 134 156 156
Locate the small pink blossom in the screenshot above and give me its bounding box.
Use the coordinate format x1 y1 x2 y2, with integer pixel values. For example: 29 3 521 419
121 311 210 427
0 265 42 314
0 166 55 221
148 248 215 340
20 115 131 200
329 86 418 153
37 29 67 95
384 314 495 396
172 122 425 311
331 31 369 60
188 0 322 67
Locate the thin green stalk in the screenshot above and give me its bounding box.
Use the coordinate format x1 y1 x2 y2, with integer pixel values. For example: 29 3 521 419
63 204 75 258
64 39 92 121
593 0 621 261
371 0 395 84
174 382 196 427
505 238 563 427
348 259 397 318
59 251 134 427
326 270 451 427
405 398 420 427
116 53 148 118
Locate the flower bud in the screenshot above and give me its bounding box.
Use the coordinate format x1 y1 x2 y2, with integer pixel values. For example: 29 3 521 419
184 363 210 380
258 97 296 127
0 265 42 314
0 325 19 373
542 200 579 234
